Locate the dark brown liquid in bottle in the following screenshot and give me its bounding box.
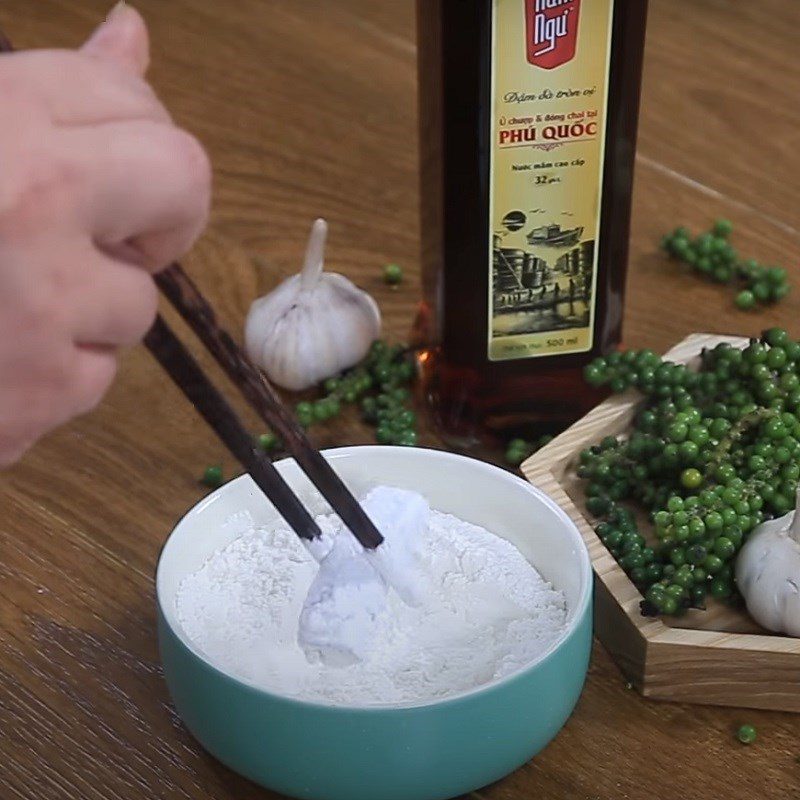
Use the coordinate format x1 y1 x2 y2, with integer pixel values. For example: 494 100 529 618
415 0 648 448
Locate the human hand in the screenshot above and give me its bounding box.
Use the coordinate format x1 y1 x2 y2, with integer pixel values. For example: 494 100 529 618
0 3 211 465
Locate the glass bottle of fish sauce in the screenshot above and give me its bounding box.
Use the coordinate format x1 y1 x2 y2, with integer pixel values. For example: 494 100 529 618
415 0 649 447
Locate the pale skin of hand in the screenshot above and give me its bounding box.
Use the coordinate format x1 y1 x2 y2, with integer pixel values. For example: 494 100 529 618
0 3 211 466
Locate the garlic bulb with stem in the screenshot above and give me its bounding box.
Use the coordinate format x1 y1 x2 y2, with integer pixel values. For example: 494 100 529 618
735 484 800 636
245 219 381 391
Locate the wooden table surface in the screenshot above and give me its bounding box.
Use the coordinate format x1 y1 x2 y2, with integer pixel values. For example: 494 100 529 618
2 1 799 798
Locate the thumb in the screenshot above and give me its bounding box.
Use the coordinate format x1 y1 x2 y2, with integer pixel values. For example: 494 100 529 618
82 1 150 77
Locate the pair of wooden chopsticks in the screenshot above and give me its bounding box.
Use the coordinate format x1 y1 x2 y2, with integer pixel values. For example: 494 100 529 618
151 267 383 549
0 30 383 551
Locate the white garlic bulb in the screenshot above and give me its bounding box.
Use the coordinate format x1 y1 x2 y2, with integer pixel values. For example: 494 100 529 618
245 219 381 391
736 485 800 636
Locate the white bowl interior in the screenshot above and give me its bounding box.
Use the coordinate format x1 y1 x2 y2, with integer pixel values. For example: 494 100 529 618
158 446 591 673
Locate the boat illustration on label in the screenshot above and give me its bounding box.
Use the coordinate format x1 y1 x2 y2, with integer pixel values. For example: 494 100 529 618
526 223 584 247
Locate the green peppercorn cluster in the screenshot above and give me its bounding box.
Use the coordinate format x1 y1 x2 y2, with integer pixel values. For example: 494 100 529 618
661 219 790 310
359 341 417 446
581 328 800 617
505 434 555 466
255 340 418 451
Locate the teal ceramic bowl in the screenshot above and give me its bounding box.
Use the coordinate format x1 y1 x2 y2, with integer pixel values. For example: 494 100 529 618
156 446 592 800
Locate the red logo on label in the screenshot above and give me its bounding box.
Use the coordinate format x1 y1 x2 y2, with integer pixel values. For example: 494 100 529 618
525 0 580 70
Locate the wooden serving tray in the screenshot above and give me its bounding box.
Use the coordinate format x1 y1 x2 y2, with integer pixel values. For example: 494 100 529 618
522 333 800 713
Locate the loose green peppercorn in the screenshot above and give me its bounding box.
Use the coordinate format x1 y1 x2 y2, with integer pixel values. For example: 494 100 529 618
660 596 679 615
669 548 686 567
201 465 223 488
681 468 703 489
397 430 418 447
713 265 732 283
644 564 662 583
691 585 708 607
397 409 417 428
369 340 388 357
646 583 666 603
673 524 689 542
584 363 605 386
704 554 724 574
713 219 733 237
714 537 736 559
672 570 694 589
372 363 393 384
688 544 708 563
387 387 408 404
376 393 395 408
376 425 394 444
767 347 788 369
736 724 757 745
505 445 527 466
258 432 279 451
772 283 791 301
752 282 771 302
654 510 670 528
383 263 403 285
765 417 788 440
312 399 332 422
704 511 723 531
397 361 415 382
766 266 788 285
295 401 314 427
710 577 733 599
361 396 378 422
667 422 688 442
764 327 789 347
667 496 684 513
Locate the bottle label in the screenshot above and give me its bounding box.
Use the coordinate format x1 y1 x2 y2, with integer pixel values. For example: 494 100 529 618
488 0 614 362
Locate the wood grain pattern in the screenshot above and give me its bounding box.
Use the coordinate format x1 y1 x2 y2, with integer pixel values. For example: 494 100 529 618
1 1 800 798
524 334 800 712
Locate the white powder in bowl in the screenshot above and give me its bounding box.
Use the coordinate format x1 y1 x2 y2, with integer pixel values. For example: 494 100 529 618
175 495 568 706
